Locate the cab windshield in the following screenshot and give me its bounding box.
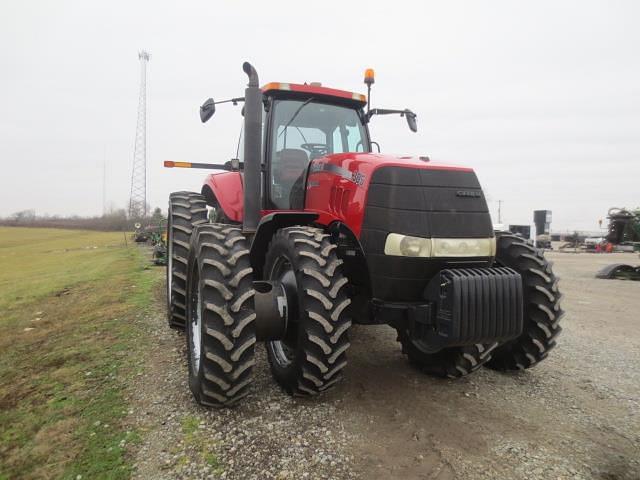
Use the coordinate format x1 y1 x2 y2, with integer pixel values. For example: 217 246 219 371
269 99 368 210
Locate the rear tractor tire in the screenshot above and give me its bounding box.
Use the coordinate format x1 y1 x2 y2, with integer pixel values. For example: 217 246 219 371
186 224 257 407
485 233 563 371
264 226 352 396
166 192 209 329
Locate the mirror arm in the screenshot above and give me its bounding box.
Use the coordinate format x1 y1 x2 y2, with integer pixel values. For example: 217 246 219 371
366 108 413 120
367 107 417 132
215 96 245 106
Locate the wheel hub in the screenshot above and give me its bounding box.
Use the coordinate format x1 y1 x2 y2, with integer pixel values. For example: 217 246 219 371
189 269 202 375
166 212 174 302
265 256 299 368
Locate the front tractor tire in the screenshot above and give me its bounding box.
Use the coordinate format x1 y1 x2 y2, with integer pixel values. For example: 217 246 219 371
167 192 208 329
264 227 352 396
398 332 498 379
186 224 257 407
485 233 564 371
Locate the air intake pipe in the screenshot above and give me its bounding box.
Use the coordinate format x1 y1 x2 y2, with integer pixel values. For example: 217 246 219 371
242 62 262 235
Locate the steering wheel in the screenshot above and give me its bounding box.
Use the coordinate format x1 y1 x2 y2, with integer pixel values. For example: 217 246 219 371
300 143 329 157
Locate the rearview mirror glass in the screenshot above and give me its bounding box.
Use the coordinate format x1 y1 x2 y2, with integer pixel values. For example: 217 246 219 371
200 98 216 123
405 111 417 132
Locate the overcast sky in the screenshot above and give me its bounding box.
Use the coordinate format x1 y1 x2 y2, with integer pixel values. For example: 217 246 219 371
1 0 638 232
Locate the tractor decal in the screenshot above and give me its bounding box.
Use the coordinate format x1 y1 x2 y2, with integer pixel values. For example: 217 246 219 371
309 162 366 186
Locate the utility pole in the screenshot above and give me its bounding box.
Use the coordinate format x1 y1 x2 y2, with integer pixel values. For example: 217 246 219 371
128 50 150 219
102 145 107 215
498 200 503 223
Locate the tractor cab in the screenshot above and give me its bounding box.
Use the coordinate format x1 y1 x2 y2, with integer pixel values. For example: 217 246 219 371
259 83 371 210
188 71 418 220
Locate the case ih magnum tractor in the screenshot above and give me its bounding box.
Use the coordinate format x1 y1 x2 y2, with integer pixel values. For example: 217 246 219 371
165 63 564 407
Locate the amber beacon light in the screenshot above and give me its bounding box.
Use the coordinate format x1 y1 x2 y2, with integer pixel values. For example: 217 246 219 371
364 68 375 85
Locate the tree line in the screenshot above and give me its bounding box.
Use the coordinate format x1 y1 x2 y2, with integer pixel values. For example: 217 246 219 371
0 207 166 231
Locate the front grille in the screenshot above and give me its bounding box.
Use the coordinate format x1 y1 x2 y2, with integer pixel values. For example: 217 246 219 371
360 166 494 301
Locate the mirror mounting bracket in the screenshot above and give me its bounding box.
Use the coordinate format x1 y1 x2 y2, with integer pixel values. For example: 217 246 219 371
367 108 418 132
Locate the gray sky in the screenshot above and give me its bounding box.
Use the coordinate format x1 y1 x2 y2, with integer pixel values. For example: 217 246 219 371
1 0 638 232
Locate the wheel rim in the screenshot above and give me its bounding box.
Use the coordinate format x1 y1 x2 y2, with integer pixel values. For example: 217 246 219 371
166 206 174 304
188 266 202 375
267 255 298 368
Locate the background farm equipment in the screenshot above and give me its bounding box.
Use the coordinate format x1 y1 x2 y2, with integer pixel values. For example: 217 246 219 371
150 230 167 265
133 223 149 243
596 262 640 281
606 207 640 245
132 220 168 265
595 207 640 280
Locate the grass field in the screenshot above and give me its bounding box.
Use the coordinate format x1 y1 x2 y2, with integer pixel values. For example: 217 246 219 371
0 227 161 480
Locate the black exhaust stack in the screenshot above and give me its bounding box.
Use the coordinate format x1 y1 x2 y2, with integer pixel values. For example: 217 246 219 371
241 62 262 236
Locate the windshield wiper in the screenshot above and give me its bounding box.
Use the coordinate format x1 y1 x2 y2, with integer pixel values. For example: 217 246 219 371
278 98 315 138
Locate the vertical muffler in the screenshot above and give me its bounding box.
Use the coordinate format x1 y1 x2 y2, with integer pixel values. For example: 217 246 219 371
241 62 262 236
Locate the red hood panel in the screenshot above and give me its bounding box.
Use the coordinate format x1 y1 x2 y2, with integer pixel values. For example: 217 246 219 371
316 153 473 175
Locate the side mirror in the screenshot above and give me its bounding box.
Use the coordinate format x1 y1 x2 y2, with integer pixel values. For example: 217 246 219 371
200 98 216 123
405 111 417 133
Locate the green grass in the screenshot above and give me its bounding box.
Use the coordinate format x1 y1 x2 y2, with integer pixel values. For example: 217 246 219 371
0 227 161 479
179 415 222 473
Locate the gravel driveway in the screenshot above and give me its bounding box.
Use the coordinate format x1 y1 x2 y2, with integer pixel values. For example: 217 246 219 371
129 252 640 480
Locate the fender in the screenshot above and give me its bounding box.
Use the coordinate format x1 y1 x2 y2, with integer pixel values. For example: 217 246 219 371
201 172 244 222
250 212 318 278
327 221 376 324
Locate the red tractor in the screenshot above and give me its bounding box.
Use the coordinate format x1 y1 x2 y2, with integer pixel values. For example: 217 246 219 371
165 63 564 407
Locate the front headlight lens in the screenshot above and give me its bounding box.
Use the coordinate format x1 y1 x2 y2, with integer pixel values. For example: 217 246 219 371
432 237 495 257
384 234 495 258
384 233 431 257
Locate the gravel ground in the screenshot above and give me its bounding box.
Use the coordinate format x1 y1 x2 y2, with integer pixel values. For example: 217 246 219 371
129 252 640 480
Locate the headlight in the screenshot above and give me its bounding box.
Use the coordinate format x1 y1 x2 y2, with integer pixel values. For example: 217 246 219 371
432 238 495 257
384 233 431 257
384 234 495 258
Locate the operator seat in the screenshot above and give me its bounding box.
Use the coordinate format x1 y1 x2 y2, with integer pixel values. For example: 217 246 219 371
273 148 309 209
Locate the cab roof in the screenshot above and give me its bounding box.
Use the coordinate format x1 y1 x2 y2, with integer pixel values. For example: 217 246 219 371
261 82 367 106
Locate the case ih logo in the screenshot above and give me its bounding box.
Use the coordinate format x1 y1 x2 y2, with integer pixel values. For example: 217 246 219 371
456 190 482 198
351 171 365 186
310 162 366 186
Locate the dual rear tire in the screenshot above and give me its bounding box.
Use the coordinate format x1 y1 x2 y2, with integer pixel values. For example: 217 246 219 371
166 192 208 329
186 224 257 407
184 223 352 407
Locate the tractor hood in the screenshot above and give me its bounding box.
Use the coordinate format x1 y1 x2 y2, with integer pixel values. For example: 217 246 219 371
305 152 492 240
308 152 474 188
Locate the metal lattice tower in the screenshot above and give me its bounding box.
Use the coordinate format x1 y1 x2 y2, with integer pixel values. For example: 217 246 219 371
129 50 150 218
